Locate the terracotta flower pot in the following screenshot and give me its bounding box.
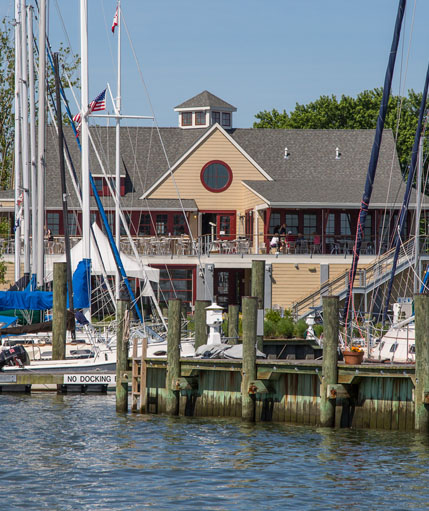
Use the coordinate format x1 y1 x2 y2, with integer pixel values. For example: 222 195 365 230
342 350 364 365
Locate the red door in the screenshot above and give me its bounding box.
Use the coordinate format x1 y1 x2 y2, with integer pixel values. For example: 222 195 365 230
217 212 236 240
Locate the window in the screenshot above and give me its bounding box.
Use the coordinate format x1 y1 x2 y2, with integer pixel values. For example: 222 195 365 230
222 112 231 127
120 212 132 236
102 212 115 234
269 213 281 234
326 213 335 235
195 111 206 125
67 212 78 236
156 214 168 235
303 214 317 235
139 214 151 235
47 212 60 235
90 176 123 197
219 216 231 236
364 214 372 242
201 161 232 192
173 214 186 235
285 213 299 234
157 267 194 304
93 177 103 194
182 112 192 126
212 111 220 124
340 213 351 235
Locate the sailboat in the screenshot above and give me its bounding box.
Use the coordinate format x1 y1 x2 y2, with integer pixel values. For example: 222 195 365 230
1 0 197 380
344 0 429 364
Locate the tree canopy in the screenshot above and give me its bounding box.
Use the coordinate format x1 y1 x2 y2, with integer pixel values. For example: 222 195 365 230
253 88 424 172
0 17 80 191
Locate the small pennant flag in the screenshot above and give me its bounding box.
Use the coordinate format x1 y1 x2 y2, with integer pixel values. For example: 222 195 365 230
112 7 118 33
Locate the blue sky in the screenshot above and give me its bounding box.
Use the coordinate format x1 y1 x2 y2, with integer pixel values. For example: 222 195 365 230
2 0 429 127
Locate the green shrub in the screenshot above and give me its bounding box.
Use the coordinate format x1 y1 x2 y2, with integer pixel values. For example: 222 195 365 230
276 317 294 338
265 309 282 323
294 319 308 339
264 319 277 338
314 324 324 337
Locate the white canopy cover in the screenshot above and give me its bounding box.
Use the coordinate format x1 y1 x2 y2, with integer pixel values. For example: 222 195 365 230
51 223 159 287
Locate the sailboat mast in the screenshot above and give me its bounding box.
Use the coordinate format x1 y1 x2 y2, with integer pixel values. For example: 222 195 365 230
343 0 406 324
382 61 429 324
115 0 121 300
414 134 423 294
20 0 30 280
14 0 22 284
27 5 38 278
80 0 90 262
36 0 46 288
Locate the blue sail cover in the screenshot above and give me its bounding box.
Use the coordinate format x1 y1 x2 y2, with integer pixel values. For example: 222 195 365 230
69 259 91 309
0 291 53 310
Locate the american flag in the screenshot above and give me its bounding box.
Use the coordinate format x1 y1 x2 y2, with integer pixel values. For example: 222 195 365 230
112 7 118 33
73 88 106 136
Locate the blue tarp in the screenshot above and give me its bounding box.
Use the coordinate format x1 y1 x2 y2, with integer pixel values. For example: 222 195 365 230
0 259 91 311
68 258 91 309
0 315 18 328
0 291 53 310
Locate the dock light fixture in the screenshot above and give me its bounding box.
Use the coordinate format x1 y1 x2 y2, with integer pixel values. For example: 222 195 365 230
284 147 290 159
335 147 341 159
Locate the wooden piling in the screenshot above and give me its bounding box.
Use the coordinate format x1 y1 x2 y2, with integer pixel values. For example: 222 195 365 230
116 299 129 413
165 298 181 415
251 260 265 352
194 300 210 350
414 294 429 433
319 296 339 427
241 296 258 422
228 304 240 344
52 262 67 360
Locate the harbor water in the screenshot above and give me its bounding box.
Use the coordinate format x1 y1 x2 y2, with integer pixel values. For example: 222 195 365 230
1 394 428 510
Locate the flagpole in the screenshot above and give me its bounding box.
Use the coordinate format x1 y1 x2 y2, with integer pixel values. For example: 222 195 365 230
14 0 22 284
115 1 121 301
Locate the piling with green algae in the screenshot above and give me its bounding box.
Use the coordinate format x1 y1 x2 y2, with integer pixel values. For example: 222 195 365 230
52 262 67 360
319 296 339 427
228 304 240 344
165 298 181 415
241 296 258 422
194 299 210 350
116 299 129 413
414 294 429 433
251 260 265 352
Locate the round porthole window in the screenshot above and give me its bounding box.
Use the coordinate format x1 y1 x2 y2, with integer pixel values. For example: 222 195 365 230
200 160 232 193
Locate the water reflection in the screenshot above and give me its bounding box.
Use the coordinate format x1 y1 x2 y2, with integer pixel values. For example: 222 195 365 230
0 394 428 510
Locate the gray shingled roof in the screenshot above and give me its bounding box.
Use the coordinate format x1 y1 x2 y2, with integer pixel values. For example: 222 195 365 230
43 125 407 211
44 125 208 210
174 90 237 111
233 129 408 207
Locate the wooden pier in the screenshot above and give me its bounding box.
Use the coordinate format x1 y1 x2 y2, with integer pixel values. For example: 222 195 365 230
128 294 429 433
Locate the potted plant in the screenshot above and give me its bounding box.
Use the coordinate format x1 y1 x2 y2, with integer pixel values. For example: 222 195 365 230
342 345 364 365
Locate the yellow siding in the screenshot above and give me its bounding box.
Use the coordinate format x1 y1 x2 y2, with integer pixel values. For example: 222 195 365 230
242 186 263 211
150 129 268 213
272 263 321 310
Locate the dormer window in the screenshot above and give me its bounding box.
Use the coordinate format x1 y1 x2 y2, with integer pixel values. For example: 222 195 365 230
91 175 125 196
222 112 231 127
175 91 237 129
195 111 206 125
182 112 192 126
